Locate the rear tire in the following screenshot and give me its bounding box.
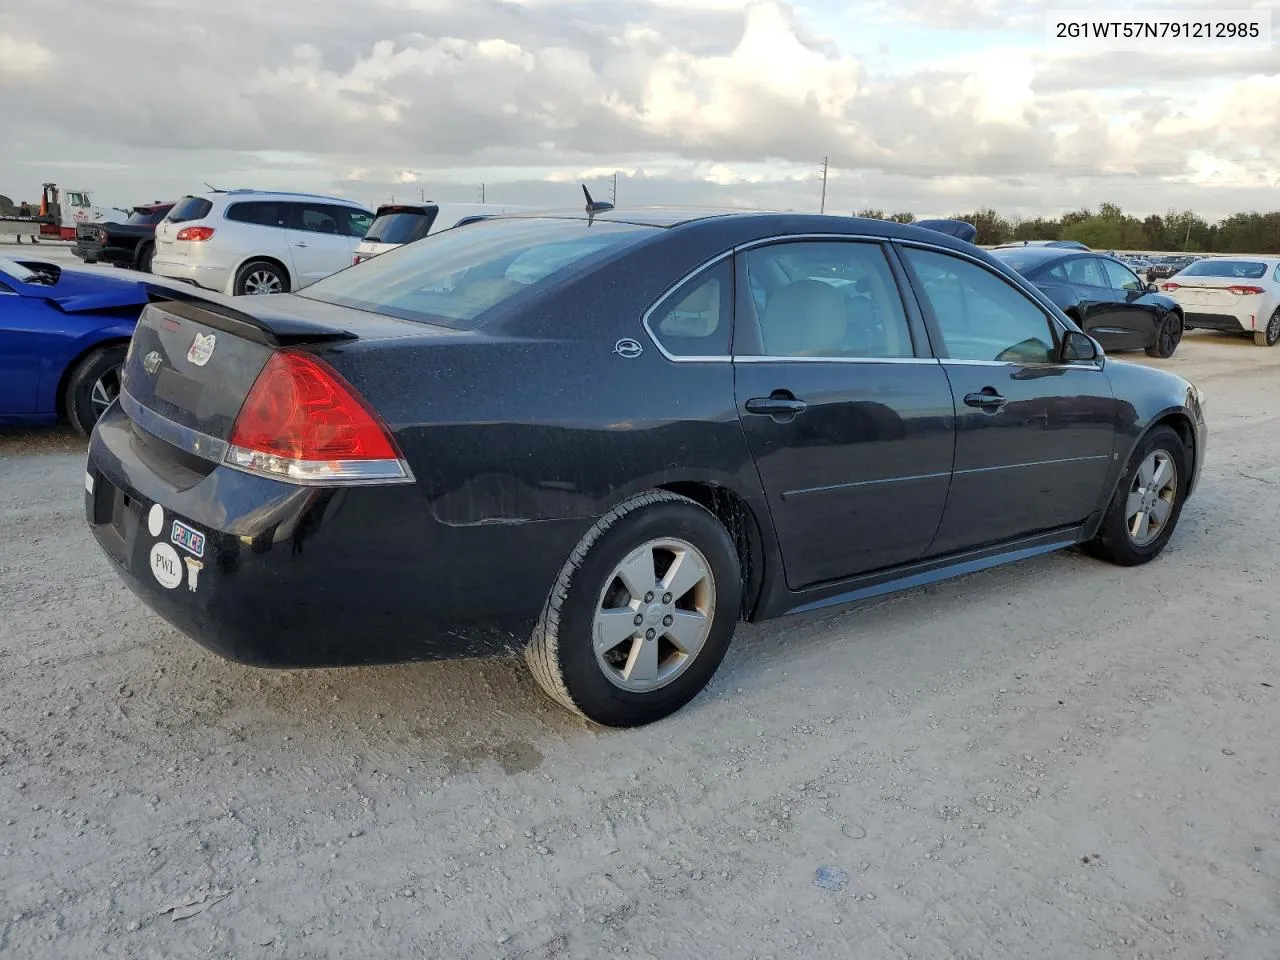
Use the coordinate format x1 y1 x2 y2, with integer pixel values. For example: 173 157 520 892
233 260 289 296
1083 425 1188 566
526 491 742 727
135 241 155 273
64 345 127 436
1254 309 1280 347
1145 312 1183 358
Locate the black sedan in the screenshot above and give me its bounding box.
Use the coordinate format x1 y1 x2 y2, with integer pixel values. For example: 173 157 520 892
84 210 1206 727
992 247 1185 358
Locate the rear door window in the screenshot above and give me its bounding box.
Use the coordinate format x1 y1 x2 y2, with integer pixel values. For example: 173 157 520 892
167 197 213 223
292 204 342 235
226 202 289 228
739 240 914 358
1063 256 1109 288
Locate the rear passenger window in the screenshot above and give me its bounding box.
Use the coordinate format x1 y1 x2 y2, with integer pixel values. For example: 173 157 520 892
903 247 1058 364
739 241 913 358
647 260 732 358
295 204 341 234
226 202 288 228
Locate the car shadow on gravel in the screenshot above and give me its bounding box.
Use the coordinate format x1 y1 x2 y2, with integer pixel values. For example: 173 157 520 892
0 424 86 455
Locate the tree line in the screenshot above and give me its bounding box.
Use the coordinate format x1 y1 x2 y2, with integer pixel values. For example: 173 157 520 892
854 203 1280 254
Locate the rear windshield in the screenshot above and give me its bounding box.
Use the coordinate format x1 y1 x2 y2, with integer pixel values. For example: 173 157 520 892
1178 259 1268 279
300 217 658 329
128 207 171 226
166 197 213 223
365 209 437 245
990 249 1050 274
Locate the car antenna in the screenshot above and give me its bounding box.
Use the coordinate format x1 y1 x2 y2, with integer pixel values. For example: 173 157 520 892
204 182 225 193
583 184 614 225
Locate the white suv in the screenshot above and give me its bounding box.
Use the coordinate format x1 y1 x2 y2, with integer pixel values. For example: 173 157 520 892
152 190 374 296
352 202 532 263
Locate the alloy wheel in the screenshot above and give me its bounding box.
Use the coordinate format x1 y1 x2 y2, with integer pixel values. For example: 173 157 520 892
90 365 122 417
1268 311 1280 346
1125 450 1178 546
243 270 283 295
592 538 716 693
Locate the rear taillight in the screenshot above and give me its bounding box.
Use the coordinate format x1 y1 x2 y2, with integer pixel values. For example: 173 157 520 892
225 351 411 484
176 226 215 241
1227 285 1266 296
1161 282 1179 291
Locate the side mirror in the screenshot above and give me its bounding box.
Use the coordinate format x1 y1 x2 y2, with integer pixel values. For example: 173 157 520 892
1061 330 1099 363
1146 281 1159 293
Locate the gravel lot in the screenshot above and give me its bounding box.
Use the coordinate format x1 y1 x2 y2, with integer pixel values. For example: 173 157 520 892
2 253 1279 958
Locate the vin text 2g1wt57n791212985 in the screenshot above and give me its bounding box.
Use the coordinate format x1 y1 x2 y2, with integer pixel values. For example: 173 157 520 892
84 207 1206 726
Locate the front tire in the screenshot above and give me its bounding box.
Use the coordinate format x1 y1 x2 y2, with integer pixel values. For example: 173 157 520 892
526 491 742 727
64 345 127 436
1254 309 1280 347
1083 425 1188 566
233 260 289 296
1145 312 1183 358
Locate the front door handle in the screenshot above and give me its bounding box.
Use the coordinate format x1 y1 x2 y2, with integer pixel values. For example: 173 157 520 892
964 388 1007 411
746 392 808 420
293 242 309 248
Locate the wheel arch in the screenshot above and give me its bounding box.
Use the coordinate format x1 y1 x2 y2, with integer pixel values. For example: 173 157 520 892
1097 407 1199 523
655 480 767 622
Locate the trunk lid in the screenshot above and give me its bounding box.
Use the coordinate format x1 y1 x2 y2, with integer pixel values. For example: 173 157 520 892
118 291 461 455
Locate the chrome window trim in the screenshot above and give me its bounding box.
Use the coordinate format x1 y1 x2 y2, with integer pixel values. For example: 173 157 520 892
940 358 1104 372
734 355 938 365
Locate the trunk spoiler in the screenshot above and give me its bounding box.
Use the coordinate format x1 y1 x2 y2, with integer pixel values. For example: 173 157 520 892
142 283 358 347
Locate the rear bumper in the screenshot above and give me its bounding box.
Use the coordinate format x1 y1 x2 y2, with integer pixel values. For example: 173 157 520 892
1182 311 1250 333
84 402 587 667
74 240 131 265
152 257 232 294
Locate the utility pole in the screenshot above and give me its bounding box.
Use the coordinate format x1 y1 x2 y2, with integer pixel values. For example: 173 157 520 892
420 187 425 202
819 157 829 215
611 171 618 206
479 183 486 204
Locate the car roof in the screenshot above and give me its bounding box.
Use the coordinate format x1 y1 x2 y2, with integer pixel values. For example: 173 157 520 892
989 246 1081 264
493 208 989 250
196 189 368 208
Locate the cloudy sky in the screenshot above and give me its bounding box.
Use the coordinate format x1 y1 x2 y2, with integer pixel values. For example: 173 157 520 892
1 0 1277 218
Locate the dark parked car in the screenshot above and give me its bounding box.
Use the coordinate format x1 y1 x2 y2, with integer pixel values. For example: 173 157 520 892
991 247 1184 358
993 239 1090 251
84 210 1206 726
74 202 174 273
1145 256 1198 283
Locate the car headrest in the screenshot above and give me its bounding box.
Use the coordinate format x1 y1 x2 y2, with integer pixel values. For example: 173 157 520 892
761 279 845 357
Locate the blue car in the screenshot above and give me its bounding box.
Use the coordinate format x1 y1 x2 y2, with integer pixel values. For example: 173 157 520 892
1 256 151 434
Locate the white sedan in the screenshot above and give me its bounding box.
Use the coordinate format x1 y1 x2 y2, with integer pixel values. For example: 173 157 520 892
1160 256 1280 346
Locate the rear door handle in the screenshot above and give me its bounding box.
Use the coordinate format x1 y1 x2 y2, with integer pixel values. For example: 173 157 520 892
964 388 1007 411
746 393 808 420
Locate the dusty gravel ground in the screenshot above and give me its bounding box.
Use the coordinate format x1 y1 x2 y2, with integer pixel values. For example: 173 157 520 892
2 314 1279 958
